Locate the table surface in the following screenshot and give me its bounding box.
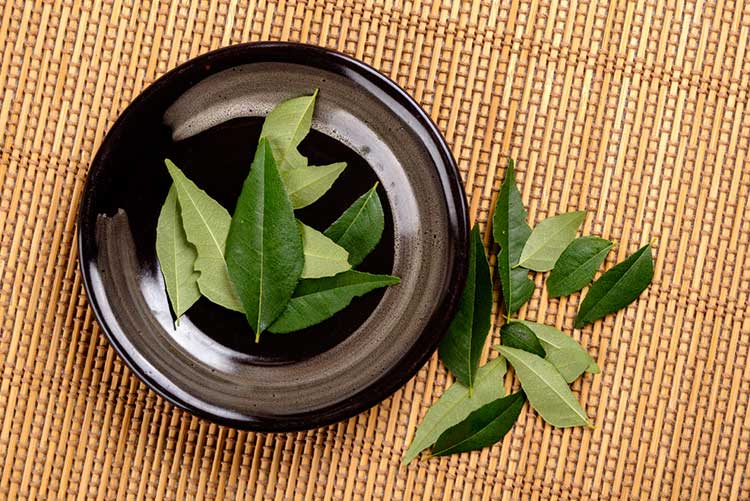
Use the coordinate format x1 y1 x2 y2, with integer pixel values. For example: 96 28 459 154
1 0 749 499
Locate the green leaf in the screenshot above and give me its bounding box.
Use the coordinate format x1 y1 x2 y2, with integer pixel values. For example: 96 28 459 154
518 211 586 271
268 271 399 333
431 391 524 457
496 346 590 427
516 320 599 383
500 322 546 358
324 184 385 266
156 185 201 323
282 162 347 209
574 243 653 328
298 222 351 279
225 139 304 340
260 92 316 172
546 236 613 298
402 357 506 465
438 225 493 389
492 159 534 314
165 159 243 312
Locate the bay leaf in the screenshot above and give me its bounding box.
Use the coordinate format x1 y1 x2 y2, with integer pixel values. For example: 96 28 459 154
492 159 534 314
298 221 351 279
496 345 590 427
546 236 613 298
260 92 316 172
516 320 599 383
225 139 304 340
402 356 506 465
431 391 525 457
268 270 399 333
324 183 385 266
282 162 347 209
165 159 243 312
574 243 653 328
156 185 201 323
438 224 493 389
500 322 546 358
518 211 586 271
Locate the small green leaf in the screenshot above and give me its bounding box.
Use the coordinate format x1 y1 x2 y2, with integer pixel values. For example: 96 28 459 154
546 236 613 298
500 322 546 358
282 162 347 209
438 225 493 389
225 139 304 340
496 345 590 427
492 159 534 314
431 391 525 457
574 243 654 328
156 185 201 323
260 92 317 172
324 184 385 266
298 222 351 279
165 159 243 312
268 271 399 333
402 357 506 465
518 211 586 271
516 320 599 383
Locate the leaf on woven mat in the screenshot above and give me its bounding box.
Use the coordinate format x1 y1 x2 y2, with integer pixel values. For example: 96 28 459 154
546 236 613 298
500 322 546 358
518 211 586 272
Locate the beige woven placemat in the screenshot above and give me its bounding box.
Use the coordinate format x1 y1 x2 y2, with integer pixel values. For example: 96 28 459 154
1 0 749 499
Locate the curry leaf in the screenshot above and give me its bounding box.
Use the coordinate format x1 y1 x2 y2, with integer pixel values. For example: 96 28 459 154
402 357 506 465
518 211 586 271
496 346 590 427
225 139 304 340
500 322 546 358
324 183 385 266
574 243 653 328
298 222 351 279
492 159 534 313
283 162 347 209
156 185 201 323
431 391 525 457
165 159 243 312
260 92 316 172
438 225 493 389
268 271 399 333
546 236 613 298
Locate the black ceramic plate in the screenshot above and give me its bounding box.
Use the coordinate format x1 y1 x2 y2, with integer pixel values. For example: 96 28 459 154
78 42 468 431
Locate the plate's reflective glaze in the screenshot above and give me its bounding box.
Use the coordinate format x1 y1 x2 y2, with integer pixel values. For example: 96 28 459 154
78 42 468 431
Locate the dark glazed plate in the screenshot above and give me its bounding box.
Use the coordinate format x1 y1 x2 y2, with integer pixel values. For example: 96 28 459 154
78 42 469 431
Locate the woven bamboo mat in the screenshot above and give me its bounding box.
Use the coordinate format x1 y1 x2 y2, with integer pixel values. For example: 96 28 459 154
1 0 749 499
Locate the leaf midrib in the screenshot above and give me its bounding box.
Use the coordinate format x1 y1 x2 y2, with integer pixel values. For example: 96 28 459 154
338 187 376 242
433 395 520 454
581 250 647 321
521 216 581 263
177 183 226 260
557 245 611 286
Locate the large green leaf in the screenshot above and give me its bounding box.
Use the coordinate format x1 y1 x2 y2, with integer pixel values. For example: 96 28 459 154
492 159 534 314
431 391 525 456
268 270 399 333
438 225 493 389
518 211 586 271
225 139 304 340
546 236 613 298
574 243 653 328
260 92 316 172
165 159 243 312
402 357 506 465
156 185 201 323
496 346 590 427
298 221 351 279
500 322 545 358
324 183 385 266
282 162 347 209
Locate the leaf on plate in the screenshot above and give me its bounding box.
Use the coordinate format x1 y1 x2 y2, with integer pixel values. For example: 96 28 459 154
492 159 535 314
165 159 243 312
500 322 546 358
496 346 590 428
518 211 586 271
260 92 316 172
546 236 613 298
298 221 351 279
324 183 385 266
402 357 507 465
268 270 399 333
225 139 304 340
156 185 201 323
431 391 525 457
516 320 599 383
282 162 347 209
574 243 653 328
438 225 493 389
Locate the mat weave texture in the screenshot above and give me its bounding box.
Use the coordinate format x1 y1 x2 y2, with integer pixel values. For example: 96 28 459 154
1 0 750 499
